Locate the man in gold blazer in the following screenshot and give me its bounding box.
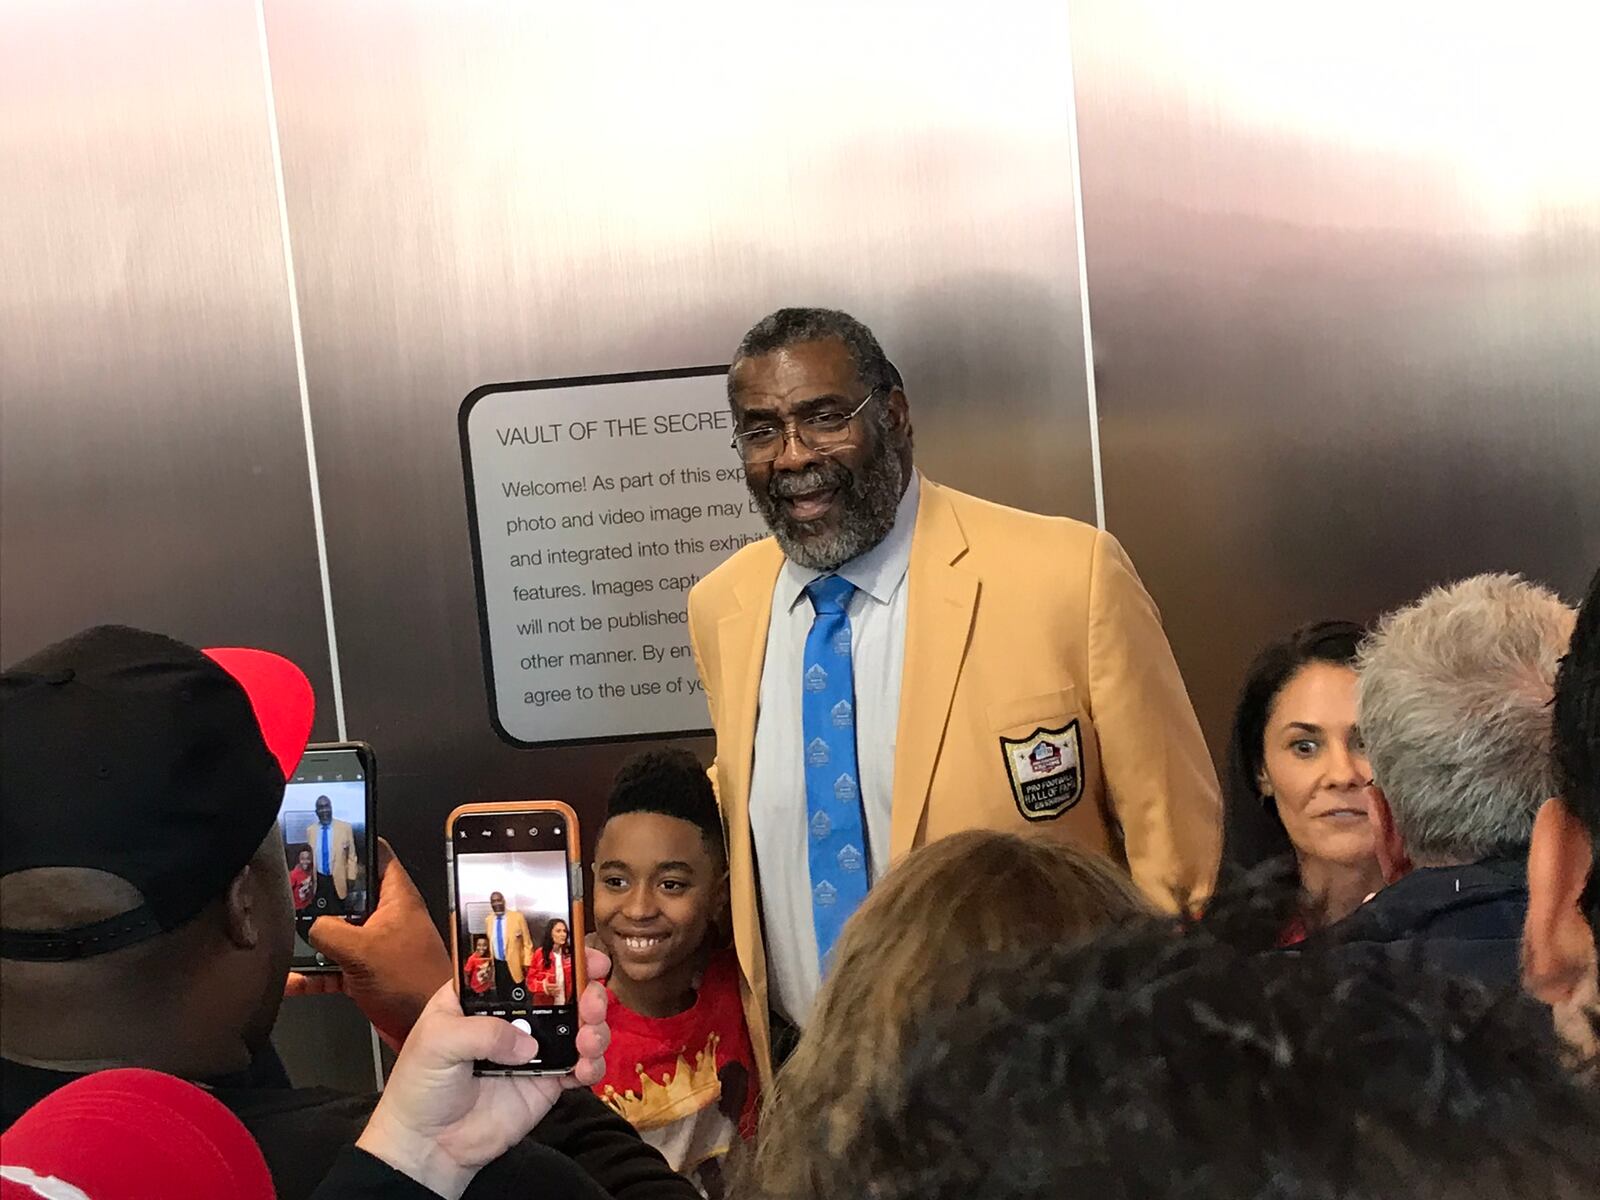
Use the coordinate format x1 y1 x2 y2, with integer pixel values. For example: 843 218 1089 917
304 795 358 915
484 890 533 1000
688 308 1222 1083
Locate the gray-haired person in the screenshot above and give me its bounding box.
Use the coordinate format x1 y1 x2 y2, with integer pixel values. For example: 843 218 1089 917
1313 573 1576 990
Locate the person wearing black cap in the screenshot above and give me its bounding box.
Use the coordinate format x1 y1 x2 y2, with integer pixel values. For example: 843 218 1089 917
0 625 697 1200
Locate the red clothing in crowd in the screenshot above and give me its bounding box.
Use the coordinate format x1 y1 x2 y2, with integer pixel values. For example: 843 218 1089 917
527 947 576 1005
593 948 758 1197
463 952 495 996
1277 914 1309 947
289 866 314 912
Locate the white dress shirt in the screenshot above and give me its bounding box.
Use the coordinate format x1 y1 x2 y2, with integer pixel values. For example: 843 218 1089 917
749 471 921 1026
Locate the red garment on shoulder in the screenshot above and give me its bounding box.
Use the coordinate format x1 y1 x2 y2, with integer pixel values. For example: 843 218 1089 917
594 948 759 1150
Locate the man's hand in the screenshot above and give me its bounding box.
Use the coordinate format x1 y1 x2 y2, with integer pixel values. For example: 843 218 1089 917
284 838 452 1048
355 953 611 1200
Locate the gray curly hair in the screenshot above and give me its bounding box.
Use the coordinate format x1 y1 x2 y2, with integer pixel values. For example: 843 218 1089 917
729 307 901 399
1357 573 1575 863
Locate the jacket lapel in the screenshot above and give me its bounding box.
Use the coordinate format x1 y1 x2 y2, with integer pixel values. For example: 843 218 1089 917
890 481 977 858
714 545 784 823
714 543 784 1011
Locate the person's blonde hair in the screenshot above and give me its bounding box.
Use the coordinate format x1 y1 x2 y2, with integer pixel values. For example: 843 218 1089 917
746 829 1148 1196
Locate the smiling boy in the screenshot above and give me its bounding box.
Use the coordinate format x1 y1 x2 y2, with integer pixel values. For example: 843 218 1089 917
591 748 758 1196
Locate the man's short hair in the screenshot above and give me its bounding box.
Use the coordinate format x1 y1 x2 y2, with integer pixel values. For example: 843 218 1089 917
1554 566 1600 930
604 748 725 863
730 307 901 399
1357 573 1574 861
792 917 1600 1199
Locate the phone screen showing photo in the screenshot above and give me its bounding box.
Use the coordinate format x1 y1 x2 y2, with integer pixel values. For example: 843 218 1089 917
279 747 371 965
451 810 580 1073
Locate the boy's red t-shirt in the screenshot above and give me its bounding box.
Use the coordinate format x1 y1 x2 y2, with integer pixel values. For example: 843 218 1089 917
594 947 758 1192
463 952 494 995
289 867 314 911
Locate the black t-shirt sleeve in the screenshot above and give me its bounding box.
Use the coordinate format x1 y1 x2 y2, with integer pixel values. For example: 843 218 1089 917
307 1146 441 1200
531 1088 700 1200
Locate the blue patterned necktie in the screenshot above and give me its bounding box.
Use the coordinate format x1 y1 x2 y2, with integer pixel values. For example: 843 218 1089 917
320 825 330 875
802 575 870 972
496 915 506 960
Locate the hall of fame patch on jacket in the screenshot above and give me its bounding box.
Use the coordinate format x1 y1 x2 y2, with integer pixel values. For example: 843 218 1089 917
999 721 1084 820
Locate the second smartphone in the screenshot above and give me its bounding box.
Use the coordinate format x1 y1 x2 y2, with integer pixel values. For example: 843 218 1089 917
277 741 377 971
446 801 586 1075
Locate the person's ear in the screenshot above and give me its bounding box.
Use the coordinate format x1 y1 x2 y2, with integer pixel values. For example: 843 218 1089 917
1368 789 1412 885
885 385 910 430
883 385 914 455
1523 796 1596 1006
223 865 259 950
1256 765 1274 799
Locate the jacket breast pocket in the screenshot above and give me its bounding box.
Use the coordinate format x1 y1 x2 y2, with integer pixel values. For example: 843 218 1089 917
987 689 1078 735
987 689 1086 822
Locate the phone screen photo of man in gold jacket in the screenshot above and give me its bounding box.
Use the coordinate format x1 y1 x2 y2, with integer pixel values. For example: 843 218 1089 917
688 307 1223 1085
485 890 533 1001
304 794 358 915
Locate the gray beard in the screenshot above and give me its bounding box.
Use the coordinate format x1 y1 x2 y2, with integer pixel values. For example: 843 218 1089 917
748 438 907 572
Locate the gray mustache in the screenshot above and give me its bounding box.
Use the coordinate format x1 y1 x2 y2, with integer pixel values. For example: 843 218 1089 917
768 462 849 499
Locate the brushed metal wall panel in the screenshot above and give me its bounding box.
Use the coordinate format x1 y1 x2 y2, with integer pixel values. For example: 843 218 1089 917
0 0 332 681
262 1 1096 913
0 0 369 1090
1071 1 1600 752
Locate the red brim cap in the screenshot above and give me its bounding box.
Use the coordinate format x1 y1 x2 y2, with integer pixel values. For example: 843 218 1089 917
0 1068 274 1200
203 646 315 781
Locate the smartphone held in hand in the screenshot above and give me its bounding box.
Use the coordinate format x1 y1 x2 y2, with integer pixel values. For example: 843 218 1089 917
279 741 377 972
445 801 587 1076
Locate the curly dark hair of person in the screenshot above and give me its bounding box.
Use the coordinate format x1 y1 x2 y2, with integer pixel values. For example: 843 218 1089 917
729 306 903 401
763 906 1600 1200
1554 565 1600 937
605 746 726 869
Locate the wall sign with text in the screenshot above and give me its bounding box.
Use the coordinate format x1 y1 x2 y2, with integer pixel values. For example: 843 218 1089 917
460 367 769 747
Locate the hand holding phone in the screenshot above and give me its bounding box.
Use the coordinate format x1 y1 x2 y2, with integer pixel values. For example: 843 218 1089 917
446 802 587 1076
356 972 611 1198
285 838 453 1049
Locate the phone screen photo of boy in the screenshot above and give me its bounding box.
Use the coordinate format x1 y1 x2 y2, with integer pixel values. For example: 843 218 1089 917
463 934 495 996
454 846 572 1013
279 777 367 917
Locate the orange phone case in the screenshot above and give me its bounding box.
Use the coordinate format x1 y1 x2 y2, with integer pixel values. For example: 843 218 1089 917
444 800 587 1066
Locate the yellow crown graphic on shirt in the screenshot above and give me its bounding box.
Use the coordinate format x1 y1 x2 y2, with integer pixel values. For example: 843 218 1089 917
602 1032 723 1132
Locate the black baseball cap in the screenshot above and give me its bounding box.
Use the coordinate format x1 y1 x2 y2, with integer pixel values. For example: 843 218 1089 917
0 625 315 961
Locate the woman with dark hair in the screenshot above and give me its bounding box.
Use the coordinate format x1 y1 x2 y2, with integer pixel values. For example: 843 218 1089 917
1224 621 1384 942
527 917 574 1005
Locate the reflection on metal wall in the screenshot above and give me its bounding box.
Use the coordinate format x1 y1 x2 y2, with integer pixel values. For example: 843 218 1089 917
260 1 1095 923
0 0 333 675
1070 0 1600 750
0 0 369 1090
8 0 1599 1098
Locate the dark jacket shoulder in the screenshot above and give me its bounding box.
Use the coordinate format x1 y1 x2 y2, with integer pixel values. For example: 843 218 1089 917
1314 857 1529 992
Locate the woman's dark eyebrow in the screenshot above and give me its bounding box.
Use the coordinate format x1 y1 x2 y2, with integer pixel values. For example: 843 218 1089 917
1284 721 1325 734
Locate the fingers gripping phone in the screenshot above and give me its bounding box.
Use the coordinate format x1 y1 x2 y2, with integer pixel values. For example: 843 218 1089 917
278 742 377 971
446 801 587 1076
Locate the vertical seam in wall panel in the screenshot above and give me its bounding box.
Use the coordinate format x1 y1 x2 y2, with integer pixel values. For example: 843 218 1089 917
1062 5 1107 531
254 0 383 1093
253 0 349 741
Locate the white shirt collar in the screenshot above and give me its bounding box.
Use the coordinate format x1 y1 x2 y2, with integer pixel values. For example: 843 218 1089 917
776 470 922 612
